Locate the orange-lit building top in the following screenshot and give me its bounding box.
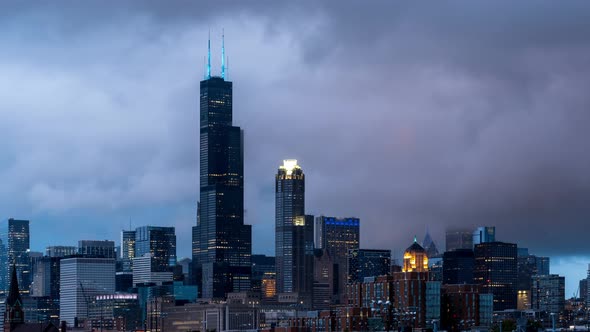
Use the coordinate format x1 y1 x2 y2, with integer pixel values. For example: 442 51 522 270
402 236 429 272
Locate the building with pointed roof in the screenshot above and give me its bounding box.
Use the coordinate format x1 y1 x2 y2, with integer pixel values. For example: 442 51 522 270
402 236 429 273
422 230 439 258
4 265 59 332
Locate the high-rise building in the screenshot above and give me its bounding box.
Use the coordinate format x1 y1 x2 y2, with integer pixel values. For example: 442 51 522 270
422 230 439 258
121 230 136 272
445 228 473 251
472 226 495 247
314 216 360 301
135 226 176 273
0 218 31 294
78 240 116 259
59 257 116 326
517 253 550 301
531 274 565 314
132 254 173 286
45 246 77 258
348 249 391 283
192 43 252 299
474 242 517 311
403 237 429 273
275 160 314 301
580 278 588 303
442 249 474 285
251 255 275 295
313 249 335 310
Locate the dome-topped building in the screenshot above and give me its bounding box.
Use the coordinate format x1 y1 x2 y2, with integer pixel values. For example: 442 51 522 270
402 236 429 272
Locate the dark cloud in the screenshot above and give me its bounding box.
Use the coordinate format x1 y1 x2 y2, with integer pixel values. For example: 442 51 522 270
0 2 589 294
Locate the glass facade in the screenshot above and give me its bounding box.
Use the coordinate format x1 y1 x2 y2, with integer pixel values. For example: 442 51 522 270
348 249 391 283
474 242 517 311
0 218 31 295
193 76 252 299
442 249 474 285
275 160 313 298
78 240 116 259
135 226 176 272
121 230 136 272
314 216 360 301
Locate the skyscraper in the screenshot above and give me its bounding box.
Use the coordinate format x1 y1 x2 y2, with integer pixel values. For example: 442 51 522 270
78 240 116 259
474 242 517 311
531 274 565 314
59 257 116 326
275 160 314 301
193 36 252 299
0 219 31 294
445 227 473 251
121 230 136 272
314 216 360 302
472 226 496 247
134 226 176 273
442 249 474 285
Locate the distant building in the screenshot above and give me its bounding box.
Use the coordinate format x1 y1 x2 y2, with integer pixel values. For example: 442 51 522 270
474 242 517 311
422 230 439 258
251 255 275 295
314 215 360 302
472 226 495 247
445 228 473 251
348 249 391 283
135 226 176 274
132 254 173 287
120 230 136 272
403 237 429 273
45 246 77 258
531 274 565 314
579 278 588 302
313 249 335 310
275 160 314 303
517 253 551 303
443 249 474 285
59 256 116 326
78 240 116 259
0 218 31 295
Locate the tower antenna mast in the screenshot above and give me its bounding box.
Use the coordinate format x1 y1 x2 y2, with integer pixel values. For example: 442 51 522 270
207 29 211 79
221 28 226 80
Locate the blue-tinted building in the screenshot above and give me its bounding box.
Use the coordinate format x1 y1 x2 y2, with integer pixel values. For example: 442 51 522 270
135 226 176 273
0 218 31 295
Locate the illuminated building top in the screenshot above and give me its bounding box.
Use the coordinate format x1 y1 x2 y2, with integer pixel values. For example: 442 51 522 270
402 236 429 273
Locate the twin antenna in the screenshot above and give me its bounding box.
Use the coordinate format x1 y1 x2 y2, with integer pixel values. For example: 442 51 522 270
205 29 228 80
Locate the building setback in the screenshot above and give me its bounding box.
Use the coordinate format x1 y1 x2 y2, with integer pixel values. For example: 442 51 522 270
192 49 252 299
314 216 360 302
275 160 314 302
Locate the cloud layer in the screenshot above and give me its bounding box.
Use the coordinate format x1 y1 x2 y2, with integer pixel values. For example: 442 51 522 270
1 2 589 292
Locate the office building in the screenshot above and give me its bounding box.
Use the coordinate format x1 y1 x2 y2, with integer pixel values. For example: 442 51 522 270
120 230 136 272
192 48 252 298
440 284 492 330
135 226 176 273
580 278 588 303
251 255 275 294
473 226 495 247
313 249 335 310
0 218 31 295
275 160 314 301
517 253 551 302
403 237 429 273
78 240 116 259
348 249 391 283
315 215 360 301
45 246 76 258
132 253 173 286
474 242 517 311
442 249 474 285
59 256 116 326
531 274 565 314
445 228 473 251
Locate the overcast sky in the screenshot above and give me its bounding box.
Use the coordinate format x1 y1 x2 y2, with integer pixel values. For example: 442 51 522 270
1 1 589 296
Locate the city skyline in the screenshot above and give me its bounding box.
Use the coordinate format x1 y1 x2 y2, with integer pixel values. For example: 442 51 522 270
0 2 589 298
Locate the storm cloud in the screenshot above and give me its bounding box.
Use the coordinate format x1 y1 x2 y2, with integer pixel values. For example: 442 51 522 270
1 1 589 292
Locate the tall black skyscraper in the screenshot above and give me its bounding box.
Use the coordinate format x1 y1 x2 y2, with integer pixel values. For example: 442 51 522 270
0 218 31 294
275 160 314 301
193 34 252 299
474 242 517 311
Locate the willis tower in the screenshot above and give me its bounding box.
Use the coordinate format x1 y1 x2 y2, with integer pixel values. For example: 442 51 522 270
193 33 252 299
